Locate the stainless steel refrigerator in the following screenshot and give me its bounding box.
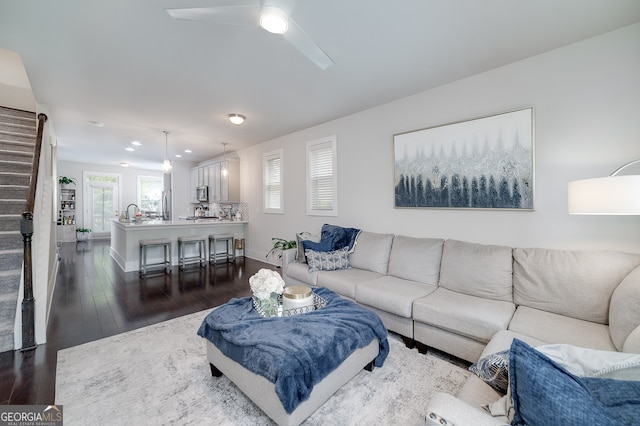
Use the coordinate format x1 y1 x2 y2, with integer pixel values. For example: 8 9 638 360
162 172 172 220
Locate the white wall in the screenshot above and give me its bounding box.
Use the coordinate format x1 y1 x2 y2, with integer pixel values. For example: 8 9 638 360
240 23 640 261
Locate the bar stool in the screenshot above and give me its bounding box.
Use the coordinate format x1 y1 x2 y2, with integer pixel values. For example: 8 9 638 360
209 233 235 264
234 238 245 258
139 238 172 277
178 235 207 270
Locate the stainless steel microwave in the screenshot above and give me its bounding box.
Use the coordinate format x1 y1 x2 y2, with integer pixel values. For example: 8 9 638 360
196 186 208 202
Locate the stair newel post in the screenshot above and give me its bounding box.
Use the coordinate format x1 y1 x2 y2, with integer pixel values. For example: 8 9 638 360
19 113 46 352
20 212 36 351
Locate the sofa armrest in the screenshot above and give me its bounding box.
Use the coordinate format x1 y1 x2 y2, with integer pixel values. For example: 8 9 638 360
281 248 298 277
425 392 506 426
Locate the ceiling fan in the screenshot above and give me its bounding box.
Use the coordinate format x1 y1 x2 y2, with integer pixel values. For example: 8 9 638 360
165 0 334 70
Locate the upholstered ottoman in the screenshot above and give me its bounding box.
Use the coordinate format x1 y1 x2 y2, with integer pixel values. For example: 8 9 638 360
198 288 389 426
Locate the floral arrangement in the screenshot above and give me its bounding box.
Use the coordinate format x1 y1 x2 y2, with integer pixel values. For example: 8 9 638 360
249 268 285 300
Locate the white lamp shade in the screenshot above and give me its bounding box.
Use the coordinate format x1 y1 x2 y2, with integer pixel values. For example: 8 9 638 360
568 175 640 215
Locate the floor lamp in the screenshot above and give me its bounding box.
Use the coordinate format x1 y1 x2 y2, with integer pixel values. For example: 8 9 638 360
568 160 640 215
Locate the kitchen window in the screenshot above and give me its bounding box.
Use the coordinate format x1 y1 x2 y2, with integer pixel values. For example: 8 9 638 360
306 135 337 216
263 149 283 214
137 175 163 215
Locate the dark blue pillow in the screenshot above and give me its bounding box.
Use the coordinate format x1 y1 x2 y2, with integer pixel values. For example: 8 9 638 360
302 238 333 253
510 339 640 426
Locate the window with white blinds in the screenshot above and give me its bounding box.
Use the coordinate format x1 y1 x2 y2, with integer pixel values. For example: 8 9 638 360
306 136 337 216
263 149 283 213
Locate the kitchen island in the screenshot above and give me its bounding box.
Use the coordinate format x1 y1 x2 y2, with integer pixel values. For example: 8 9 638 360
110 218 248 273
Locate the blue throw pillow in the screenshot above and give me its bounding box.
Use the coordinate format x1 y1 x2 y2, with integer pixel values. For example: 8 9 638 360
302 237 333 253
510 339 640 426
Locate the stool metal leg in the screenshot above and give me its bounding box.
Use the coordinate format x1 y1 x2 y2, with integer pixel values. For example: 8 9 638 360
165 243 171 274
228 239 235 263
179 241 184 270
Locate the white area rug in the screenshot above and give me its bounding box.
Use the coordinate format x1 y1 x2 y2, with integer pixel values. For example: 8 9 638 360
56 309 470 425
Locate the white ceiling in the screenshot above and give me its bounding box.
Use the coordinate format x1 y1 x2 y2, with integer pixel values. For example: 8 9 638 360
1 0 639 170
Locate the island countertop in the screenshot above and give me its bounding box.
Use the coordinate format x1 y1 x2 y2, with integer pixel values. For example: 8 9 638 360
111 218 248 229
110 218 247 272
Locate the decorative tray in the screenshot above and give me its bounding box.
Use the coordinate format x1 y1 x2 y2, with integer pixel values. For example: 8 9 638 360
252 292 327 318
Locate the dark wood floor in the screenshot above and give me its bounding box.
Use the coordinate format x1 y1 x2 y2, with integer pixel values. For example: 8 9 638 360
0 239 276 405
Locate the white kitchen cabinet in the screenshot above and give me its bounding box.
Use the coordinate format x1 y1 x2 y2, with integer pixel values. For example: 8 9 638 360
189 158 240 204
208 163 221 202
220 159 240 202
189 168 199 203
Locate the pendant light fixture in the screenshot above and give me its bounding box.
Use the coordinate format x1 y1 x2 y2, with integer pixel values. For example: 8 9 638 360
162 131 172 173
221 142 229 177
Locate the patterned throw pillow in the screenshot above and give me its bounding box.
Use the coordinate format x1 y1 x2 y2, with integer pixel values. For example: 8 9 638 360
306 247 351 272
469 349 510 393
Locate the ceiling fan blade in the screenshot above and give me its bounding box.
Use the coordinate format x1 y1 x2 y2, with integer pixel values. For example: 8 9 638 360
283 18 334 70
165 4 259 26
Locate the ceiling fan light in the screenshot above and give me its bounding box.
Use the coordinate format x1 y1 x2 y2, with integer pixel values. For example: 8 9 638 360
259 7 288 34
228 114 246 125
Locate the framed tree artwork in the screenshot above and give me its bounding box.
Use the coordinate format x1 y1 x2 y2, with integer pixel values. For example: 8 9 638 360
393 107 534 210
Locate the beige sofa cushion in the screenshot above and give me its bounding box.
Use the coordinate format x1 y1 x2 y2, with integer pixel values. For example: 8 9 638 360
623 326 640 354
610 265 640 351
316 268 383 300
387 236 444 284
413 288 515 344
285 261 318 286
355 275 437 318
508 306 616 351
438 240 513 302
513 248 640 324
348 231 394 274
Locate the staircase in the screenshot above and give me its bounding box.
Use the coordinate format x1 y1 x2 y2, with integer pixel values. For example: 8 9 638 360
0 106 36 352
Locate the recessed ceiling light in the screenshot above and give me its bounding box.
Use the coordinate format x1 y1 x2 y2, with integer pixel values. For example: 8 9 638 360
131 140 141 146
89 121 104 128
175 154 182 158
126 147 135 152
228 114 246 125
120 162 129 167
184 149 192 153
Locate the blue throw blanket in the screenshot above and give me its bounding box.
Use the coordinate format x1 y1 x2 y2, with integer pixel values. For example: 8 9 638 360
197 287 389 414
320 224 361 252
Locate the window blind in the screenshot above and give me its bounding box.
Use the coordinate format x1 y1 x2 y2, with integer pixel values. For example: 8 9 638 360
307 136 337 216
263 150 283 213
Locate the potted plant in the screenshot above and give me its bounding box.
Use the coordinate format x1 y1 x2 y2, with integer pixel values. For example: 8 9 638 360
266 237 297 267
76 227 91 241
59 176 76 188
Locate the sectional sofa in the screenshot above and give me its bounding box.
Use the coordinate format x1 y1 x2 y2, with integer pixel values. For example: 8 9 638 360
281 230 640 424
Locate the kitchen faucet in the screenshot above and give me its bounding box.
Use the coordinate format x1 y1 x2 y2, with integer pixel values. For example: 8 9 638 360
125 204 139 220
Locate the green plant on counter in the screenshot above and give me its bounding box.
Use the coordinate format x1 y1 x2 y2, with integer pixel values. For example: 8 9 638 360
266 238 297 260
58 176 76 185
76 228 92 233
